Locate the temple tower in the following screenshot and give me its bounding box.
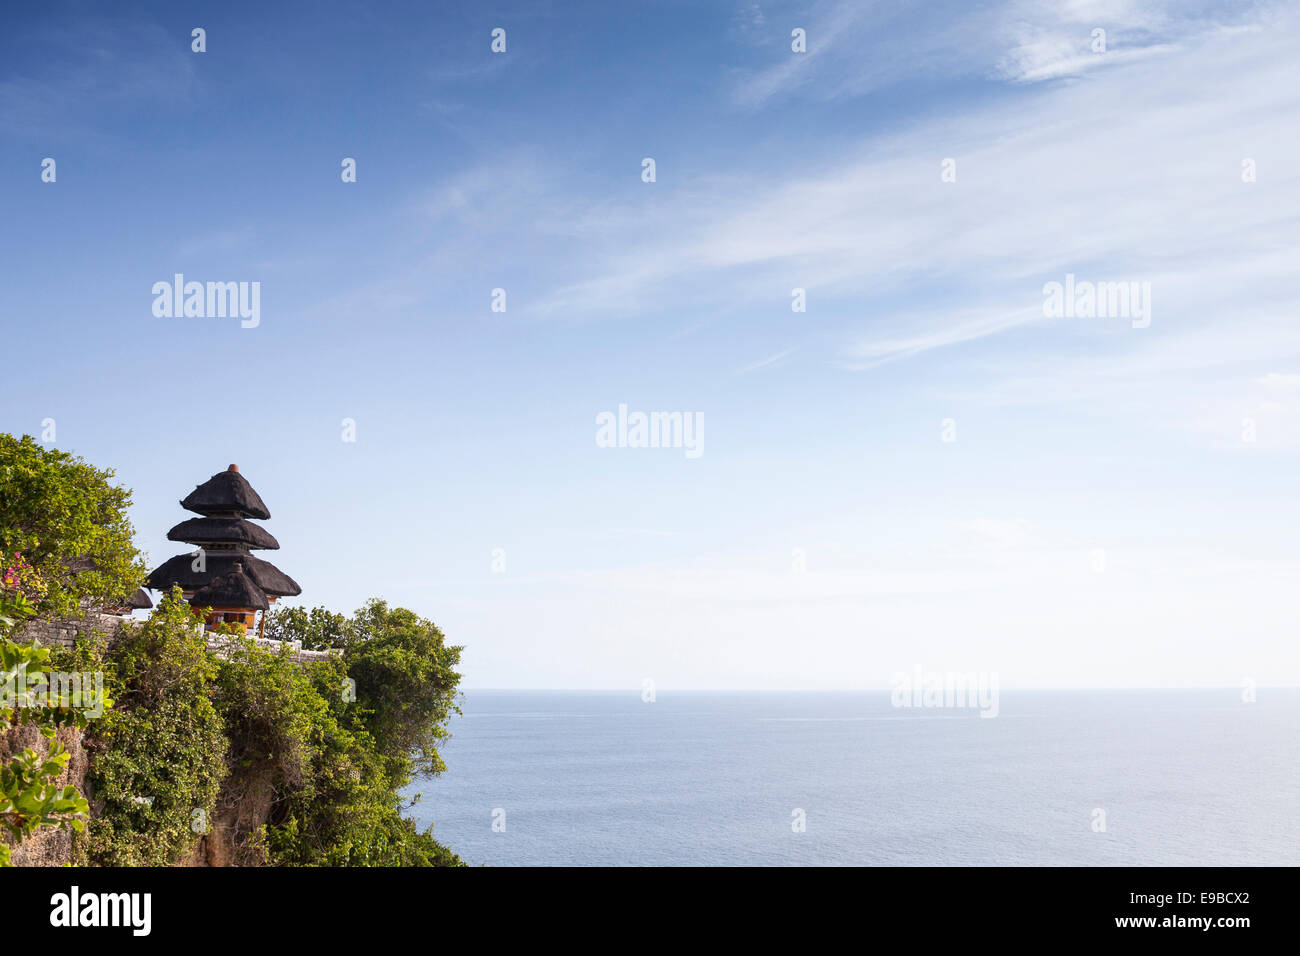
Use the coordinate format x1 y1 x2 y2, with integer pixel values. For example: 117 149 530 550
145 464 301 635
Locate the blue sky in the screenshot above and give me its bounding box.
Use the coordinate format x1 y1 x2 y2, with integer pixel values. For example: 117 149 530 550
2 0 1298 688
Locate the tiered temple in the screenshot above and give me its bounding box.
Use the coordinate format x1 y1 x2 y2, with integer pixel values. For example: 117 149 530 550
145 464 300 635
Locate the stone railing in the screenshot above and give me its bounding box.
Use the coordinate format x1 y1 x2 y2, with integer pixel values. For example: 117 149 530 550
10 610 123 650
12 611 339 664
204 632 340 663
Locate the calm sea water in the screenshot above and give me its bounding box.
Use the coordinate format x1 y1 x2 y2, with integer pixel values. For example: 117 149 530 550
404 690 1299 866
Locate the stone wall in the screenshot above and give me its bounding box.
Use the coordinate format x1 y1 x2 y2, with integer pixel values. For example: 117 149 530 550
13 611 339 664
204 632 338 663
13 610 124 651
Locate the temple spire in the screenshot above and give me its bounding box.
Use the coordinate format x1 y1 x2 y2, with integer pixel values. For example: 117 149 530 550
146 464 300 634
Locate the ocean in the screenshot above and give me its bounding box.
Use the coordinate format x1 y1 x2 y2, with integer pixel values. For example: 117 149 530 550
404 690 1299 866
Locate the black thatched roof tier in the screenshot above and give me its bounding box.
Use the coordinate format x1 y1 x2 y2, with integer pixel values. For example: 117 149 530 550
166 516 280 550
180 465 271 519
190 562 268 611
127 588 153 610
145 551 302 597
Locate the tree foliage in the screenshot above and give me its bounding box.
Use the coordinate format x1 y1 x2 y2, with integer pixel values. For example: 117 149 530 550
0 434 145 615
259 600 464 865
336 599 463 780
263 604 347 650
80 594 465 867
82 588 227 866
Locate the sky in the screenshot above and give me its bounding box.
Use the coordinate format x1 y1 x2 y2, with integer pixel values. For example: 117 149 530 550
2 0 1298 689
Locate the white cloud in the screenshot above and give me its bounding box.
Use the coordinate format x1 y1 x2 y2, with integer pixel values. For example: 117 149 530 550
727 0 1256 107
517 2 1300 404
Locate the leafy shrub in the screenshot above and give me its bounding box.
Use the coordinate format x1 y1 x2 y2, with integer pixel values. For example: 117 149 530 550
0 434 145 615
263 605 347 650
83 589 227 866
335 599 462 781
261 600 464 865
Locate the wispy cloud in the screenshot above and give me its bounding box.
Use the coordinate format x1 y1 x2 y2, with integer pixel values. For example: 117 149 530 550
508 2 1299 389
726 0 1258 107
734 347 797 375
841 308 1041 368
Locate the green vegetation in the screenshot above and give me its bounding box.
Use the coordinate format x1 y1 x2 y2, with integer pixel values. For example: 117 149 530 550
64 593 464 867
77 589 227 866
1 433 465 867
258 600 464 865
0 429 142 866
263 604 347 650
0 573 95 867
0 433 145 615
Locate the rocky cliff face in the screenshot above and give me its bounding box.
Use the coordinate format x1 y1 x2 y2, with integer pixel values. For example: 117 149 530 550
3 720 278 867
6 612 334 867
0 722 89 866
177 767 277 867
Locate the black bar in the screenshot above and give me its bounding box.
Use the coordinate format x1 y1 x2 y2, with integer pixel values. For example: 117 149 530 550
7 865 1277 942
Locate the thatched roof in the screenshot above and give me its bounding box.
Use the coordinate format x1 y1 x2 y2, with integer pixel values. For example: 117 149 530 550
190 562 269 611
180 464 271 519
166 517 280 550
127 587 153 609
145 551 302 597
